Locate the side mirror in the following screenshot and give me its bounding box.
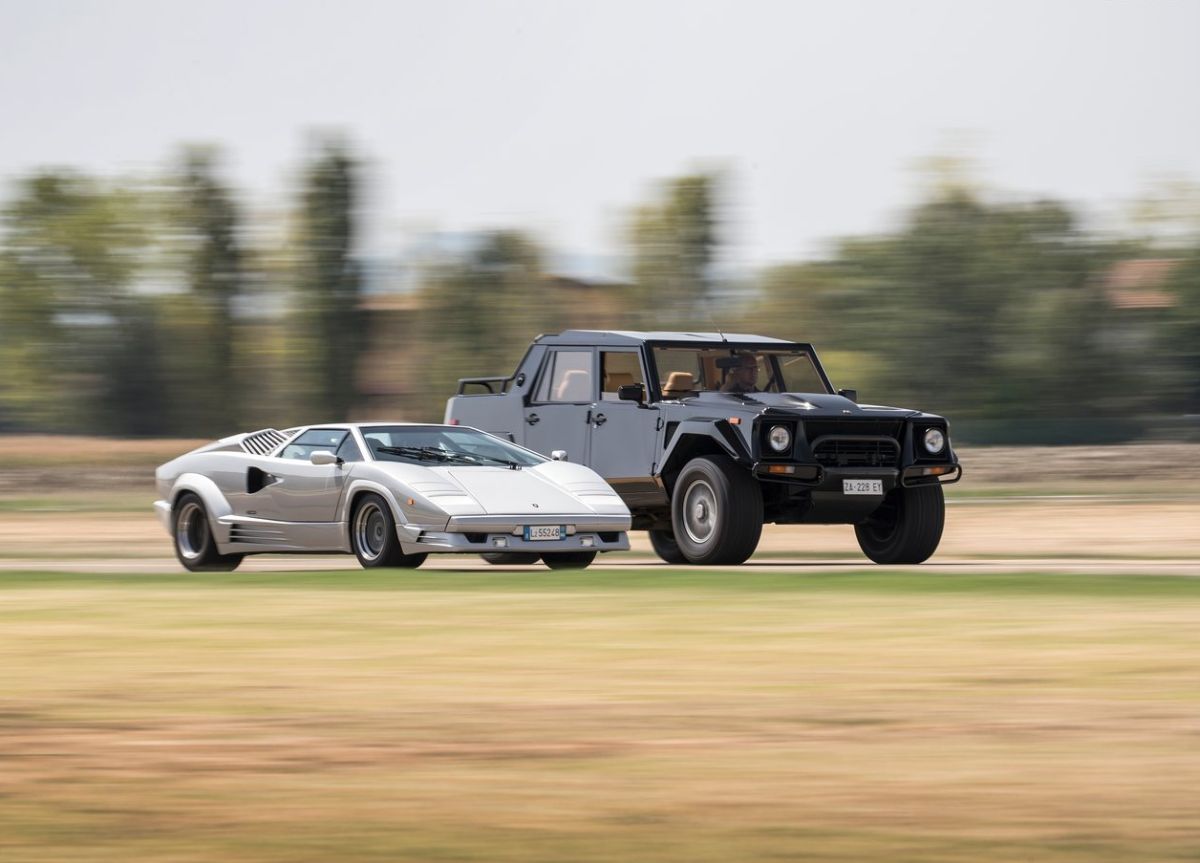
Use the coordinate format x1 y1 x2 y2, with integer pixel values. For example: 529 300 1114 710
551 450 568 461
838 388 858 403
310 451 341 466
617 383 645 403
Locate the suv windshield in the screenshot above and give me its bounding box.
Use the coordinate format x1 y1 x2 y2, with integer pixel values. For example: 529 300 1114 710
653 346 829 397
361 426 546 467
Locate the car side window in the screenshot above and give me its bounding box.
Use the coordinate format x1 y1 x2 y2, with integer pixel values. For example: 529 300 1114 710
534 350 594 403
280 428 347 460
336 434 364 463
600 350 645 401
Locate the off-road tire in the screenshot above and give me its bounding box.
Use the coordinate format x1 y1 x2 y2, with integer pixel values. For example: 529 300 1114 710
172 492 244 572
854 484 945 564
480 552 541 565
648 528 688 564
541 551 598 570
670 455 763 565
351 493 428 569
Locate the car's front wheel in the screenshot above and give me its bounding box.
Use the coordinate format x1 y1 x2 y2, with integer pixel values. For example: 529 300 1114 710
351 493 427 569
854 484 945 564
172 492 243 572
670 455 763 565
541 551 597 570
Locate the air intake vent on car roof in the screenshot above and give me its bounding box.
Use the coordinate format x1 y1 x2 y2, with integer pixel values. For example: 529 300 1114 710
240 428 289 456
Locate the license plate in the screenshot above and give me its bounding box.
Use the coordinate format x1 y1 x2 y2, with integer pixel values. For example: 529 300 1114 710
843 479 883 495
524 525 565 541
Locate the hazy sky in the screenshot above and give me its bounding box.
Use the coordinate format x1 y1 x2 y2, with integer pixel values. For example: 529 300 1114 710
2 0 1198 271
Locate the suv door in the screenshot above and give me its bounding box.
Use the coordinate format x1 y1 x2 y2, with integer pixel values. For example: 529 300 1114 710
588 348 664 504
523 348 595 463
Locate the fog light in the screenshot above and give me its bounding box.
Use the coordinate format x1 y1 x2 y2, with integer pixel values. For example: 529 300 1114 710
580 536 594 547
492 536 508 548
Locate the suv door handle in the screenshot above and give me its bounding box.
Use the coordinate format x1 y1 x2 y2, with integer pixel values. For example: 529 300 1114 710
526 413 540 425
592 412 607 427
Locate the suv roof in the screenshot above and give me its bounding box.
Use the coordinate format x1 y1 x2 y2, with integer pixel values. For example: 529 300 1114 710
536 330 798 347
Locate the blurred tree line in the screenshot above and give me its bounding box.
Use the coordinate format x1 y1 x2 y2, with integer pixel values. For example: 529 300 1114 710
0 146 1196 442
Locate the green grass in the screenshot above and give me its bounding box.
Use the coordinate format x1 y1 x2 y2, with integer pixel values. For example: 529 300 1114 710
2 567 1199 595
0 493 151 514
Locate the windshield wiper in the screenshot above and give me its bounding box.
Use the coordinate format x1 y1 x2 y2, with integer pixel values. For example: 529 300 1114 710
375 446 523 469
451 451 524 469
376 445 472 463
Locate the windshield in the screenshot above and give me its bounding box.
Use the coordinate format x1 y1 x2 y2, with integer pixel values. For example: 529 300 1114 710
361 426 546 467
652 346 830 397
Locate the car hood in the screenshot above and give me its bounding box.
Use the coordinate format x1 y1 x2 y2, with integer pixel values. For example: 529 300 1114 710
683 391 922 417
443 467 589 515
368 460 627 516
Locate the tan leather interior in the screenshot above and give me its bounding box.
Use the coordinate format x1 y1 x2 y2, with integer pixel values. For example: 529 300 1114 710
554 370 592 402
662 371 697 397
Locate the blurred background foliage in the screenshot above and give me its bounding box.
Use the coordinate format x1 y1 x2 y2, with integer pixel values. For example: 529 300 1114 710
0 140 1197 443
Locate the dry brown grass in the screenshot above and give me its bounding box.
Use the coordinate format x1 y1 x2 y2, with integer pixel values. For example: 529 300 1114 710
1 573 1198 861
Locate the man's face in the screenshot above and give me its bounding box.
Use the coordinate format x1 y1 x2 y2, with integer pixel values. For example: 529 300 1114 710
733 357 758 386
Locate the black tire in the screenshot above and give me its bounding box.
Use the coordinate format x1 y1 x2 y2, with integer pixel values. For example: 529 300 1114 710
670 455 763 565
541 551 597 570
648 528 687 564
351 493 428 569
172 492 244 572
854 484 945 564
480 552 541 565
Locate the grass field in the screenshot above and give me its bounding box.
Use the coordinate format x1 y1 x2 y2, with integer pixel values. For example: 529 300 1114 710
2 569 1198 862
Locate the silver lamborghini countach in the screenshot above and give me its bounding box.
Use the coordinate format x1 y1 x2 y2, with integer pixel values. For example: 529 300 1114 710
153 423 631 571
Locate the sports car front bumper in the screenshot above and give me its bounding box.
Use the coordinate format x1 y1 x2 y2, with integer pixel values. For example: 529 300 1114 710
403 531 629 555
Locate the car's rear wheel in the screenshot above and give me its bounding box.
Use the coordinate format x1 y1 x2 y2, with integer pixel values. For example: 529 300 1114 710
854 484 945 564
670 455 763 565
541 551 597 570
648 528 687 564
173 492 244 572
352 493 427 569
480 552 541 565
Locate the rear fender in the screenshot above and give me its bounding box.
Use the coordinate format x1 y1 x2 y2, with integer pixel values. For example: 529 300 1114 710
169 473 234 545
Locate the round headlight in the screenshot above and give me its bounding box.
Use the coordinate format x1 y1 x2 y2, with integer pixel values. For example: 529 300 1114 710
923 427 946 454
768 425 791 453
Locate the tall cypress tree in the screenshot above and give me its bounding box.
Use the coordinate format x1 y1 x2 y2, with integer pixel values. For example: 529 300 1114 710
299 140 362 420
180 149 242 432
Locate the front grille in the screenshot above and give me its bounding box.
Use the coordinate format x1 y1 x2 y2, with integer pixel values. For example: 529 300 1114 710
803 419 904 443
811 437 900 468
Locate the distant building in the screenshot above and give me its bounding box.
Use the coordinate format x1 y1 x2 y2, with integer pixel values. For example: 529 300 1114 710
1104 258 1178 310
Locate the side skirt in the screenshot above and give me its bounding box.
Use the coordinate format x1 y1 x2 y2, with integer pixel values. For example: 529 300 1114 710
214 516 349 555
